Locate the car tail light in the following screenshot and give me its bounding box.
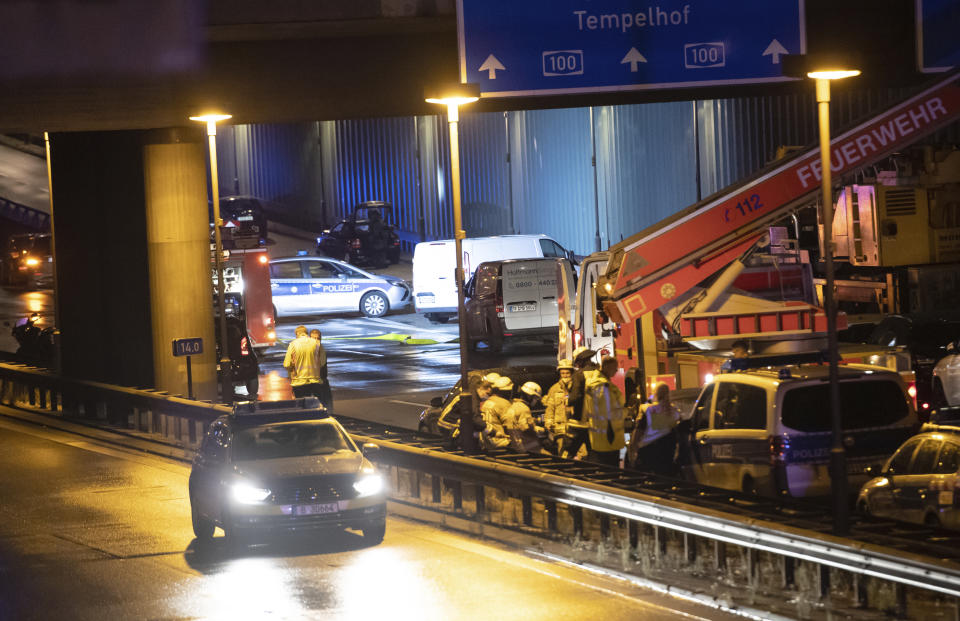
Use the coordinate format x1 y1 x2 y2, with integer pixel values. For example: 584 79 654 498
907 381 918 409
392 238 400 246
769 435 790 466
351 238 362 249
240 336 250 356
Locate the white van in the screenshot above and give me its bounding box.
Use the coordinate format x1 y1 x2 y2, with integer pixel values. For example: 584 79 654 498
412 234 573 323
463 258 576 351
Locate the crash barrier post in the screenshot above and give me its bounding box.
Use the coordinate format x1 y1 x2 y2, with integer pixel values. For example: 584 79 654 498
0 361 958 619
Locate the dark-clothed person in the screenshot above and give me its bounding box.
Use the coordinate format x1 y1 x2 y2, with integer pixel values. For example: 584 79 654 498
310 329 334 411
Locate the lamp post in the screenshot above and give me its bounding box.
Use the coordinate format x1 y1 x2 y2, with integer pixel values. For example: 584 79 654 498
425 83 480 397
784 54 860 534
190 112 233 403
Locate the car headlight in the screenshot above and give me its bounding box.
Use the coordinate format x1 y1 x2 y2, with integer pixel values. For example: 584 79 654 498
353 473 384 497
231 482 271 504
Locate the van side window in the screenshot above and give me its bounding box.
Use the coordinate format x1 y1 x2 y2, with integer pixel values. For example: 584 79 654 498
887 437 922 474
692 384 715 431
539 239 565 258
714 383 766 429
910 440 941 475
473 265 498 298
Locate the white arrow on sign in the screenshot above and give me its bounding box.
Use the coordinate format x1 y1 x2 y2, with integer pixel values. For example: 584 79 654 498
479 54 505 79
620 47 647 72
762 39 789 64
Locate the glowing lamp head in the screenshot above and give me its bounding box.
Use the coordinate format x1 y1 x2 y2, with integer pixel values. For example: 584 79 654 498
188 113 232 123
258 254 268 264
424 83 481 107
806 69 860 80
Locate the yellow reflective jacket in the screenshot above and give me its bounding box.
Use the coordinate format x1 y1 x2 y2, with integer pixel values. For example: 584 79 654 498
583 370 626 451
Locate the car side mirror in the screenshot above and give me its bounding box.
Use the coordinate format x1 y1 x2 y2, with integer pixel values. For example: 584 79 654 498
430 396 443 408
361 442 380 455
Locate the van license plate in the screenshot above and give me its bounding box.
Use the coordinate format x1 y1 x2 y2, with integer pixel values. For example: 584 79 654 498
292 502 339 516
417 294 435 303
510 304 536 312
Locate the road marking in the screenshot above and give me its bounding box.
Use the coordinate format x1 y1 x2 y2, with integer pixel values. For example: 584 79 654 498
365 317 456 336
387 399 430 408
338 349 385 357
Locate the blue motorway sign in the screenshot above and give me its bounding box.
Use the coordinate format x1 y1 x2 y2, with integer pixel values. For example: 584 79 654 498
916 0 960 72
172 337 203 357
457 0 806 97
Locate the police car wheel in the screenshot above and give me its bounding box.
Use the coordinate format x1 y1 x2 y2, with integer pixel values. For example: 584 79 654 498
360 291 389 317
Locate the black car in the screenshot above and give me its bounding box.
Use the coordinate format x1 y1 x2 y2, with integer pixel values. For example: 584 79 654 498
867 314 960 414
1 232 53 289
189 399 387 545
316 201 400 267
211 196 269 249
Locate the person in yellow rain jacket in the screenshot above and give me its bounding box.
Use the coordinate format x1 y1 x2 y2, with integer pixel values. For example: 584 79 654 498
583 356 626 467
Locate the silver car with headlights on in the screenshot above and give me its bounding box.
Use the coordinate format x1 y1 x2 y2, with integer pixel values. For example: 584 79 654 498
188 398 387 545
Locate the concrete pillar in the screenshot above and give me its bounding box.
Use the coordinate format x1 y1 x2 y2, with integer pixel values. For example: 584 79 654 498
142 129 217 401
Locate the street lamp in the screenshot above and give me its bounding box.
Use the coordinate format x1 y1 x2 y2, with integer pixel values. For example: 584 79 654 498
425 83 480 438
784 54 860 534
189 112 233 403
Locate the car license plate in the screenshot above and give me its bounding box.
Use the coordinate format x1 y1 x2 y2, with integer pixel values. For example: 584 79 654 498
509 304 536 312
291 502 339 516
418 294 435 303
238 215 254 221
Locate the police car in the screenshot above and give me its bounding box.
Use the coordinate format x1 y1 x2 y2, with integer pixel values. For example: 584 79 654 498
188 398 387 545
269 256 411 318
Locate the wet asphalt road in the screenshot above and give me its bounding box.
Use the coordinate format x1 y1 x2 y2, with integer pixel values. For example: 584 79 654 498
0 413 739 621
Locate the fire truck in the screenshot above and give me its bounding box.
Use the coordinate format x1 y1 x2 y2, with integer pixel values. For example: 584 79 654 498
561 68 960 399
219 247 277 353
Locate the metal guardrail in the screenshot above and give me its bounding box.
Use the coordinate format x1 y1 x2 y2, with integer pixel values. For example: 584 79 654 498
0 361 958 617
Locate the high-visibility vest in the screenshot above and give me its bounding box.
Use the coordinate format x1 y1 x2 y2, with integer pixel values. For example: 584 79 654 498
583 371 626 451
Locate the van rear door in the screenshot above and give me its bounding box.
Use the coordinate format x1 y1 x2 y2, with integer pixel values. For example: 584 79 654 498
501 260 548 331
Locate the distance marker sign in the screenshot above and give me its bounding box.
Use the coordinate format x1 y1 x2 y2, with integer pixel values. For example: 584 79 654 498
458 0 806 97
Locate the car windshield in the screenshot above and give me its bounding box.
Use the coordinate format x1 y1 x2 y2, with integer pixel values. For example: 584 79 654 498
233 421 354 460
781 380 909 432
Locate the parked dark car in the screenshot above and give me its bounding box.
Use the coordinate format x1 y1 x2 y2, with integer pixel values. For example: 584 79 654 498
1 232 53 289
210 196 269 249
317 201 400 267
188 399 387 545
858 431 960 530
867 314 960 415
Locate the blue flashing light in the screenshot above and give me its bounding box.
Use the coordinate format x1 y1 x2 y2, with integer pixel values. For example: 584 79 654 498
297 249 309 256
